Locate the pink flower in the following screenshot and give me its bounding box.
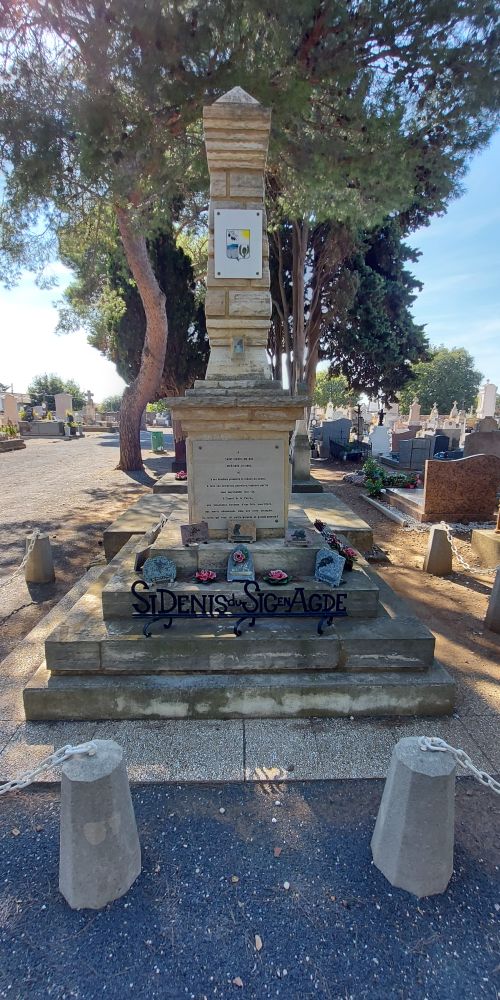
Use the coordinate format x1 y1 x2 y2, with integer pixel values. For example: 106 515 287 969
268 569 288 581
175 470 187 481
344 547 358 560
232 550 246 564
195 570 217 582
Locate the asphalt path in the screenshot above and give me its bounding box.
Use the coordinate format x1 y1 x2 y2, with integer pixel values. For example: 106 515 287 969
1 779 498 999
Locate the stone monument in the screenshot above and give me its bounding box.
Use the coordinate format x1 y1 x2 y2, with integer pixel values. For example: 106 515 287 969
54 392 72 420
0 392 19 427
24 87 456 723
408 397 421 427
477 380 497 420
167 87 306 537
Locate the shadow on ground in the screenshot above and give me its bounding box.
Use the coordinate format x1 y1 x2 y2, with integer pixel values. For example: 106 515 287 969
0 779 498 1000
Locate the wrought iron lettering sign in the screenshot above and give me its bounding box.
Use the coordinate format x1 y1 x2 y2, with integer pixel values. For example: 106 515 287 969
131 579 348 637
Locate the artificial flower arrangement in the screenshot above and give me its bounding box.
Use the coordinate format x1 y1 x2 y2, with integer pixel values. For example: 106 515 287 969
313 519 358 571
232 548 247 564
175 470 188 481
195 569 217 584
262 568 290 586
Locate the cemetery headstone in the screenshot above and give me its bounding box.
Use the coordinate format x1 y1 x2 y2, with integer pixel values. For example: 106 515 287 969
408 397 421 425
54 392 72 421
369 425 391 456
477 380 497 419
463 428 500 459
433 434 450 454
423 454 500 522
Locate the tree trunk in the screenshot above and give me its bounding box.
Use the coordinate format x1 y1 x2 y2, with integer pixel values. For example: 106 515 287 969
115 205 168 471
291 220 309 394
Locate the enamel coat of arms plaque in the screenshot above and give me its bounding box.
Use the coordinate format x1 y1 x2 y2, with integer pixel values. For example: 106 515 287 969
213 209 262 278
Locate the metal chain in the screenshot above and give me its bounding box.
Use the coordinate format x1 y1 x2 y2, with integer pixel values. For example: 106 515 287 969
440 522 497 576
419 736 500 795
0 529 41 591
0 741 97 796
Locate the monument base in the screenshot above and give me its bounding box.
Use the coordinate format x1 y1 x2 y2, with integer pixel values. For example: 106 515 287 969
23 493 455 721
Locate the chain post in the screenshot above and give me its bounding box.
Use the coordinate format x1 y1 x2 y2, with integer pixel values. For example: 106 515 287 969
440 522 497 576
419 736 500 795
0 529 41 591
0 742 97 796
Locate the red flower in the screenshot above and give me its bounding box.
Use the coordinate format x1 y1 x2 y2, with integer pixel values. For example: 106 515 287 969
232 550 246 564
196 569 217 583
268 569 288 581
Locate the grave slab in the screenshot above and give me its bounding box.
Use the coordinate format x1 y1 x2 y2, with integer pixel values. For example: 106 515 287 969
471 528 500 568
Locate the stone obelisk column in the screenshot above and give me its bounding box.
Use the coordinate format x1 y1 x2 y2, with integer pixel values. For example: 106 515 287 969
167 87 307 538
203 86 272 381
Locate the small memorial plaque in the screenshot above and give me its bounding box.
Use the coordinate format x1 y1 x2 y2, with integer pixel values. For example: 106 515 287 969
227 520 257 543
314 548 345 587
142 556 177 586
285 528 316 547
181 521 209 546
227 545 255 582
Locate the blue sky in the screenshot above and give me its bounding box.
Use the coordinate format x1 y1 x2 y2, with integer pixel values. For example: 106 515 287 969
1 132 499 401
407 130 500 385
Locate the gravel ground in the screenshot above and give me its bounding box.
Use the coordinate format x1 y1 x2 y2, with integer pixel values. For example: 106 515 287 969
1 780 499 1000
0 431 172 660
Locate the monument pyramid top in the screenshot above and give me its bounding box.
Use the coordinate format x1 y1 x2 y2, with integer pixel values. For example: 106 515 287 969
214 86 260 105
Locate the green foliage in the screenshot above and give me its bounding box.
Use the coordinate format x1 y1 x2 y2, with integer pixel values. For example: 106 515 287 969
362 458 417 497
2 421 18 438
313 372 358 409
99 393 123 413
68 228 209 397
362 458 387 498
398 347 483 414
146 400 170 414
320 221 429 402
27 373 85 411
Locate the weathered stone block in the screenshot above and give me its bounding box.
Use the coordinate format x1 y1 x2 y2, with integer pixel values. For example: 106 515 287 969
205 288 227 316
484 566 500 633
59 740 141 909
423 526 452 576
25 533 55 584
371 737 455 896
228 290 271 317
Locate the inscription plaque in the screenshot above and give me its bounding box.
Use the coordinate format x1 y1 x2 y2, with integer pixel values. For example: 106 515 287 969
191 439 285 530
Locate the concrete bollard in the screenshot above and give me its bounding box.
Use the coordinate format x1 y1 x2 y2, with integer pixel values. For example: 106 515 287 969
24 532 55 584
484 566 500 634
59 740 141 909
423 525 452 576
371 737 456 897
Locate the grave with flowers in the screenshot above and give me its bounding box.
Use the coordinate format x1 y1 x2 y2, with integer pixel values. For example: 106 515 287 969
25 88 455 720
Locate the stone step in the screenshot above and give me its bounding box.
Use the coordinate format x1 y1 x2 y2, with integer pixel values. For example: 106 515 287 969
24 661 456 720
46 611 343 674
102 492 374 563
101 564 380 620
44 576 433 674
